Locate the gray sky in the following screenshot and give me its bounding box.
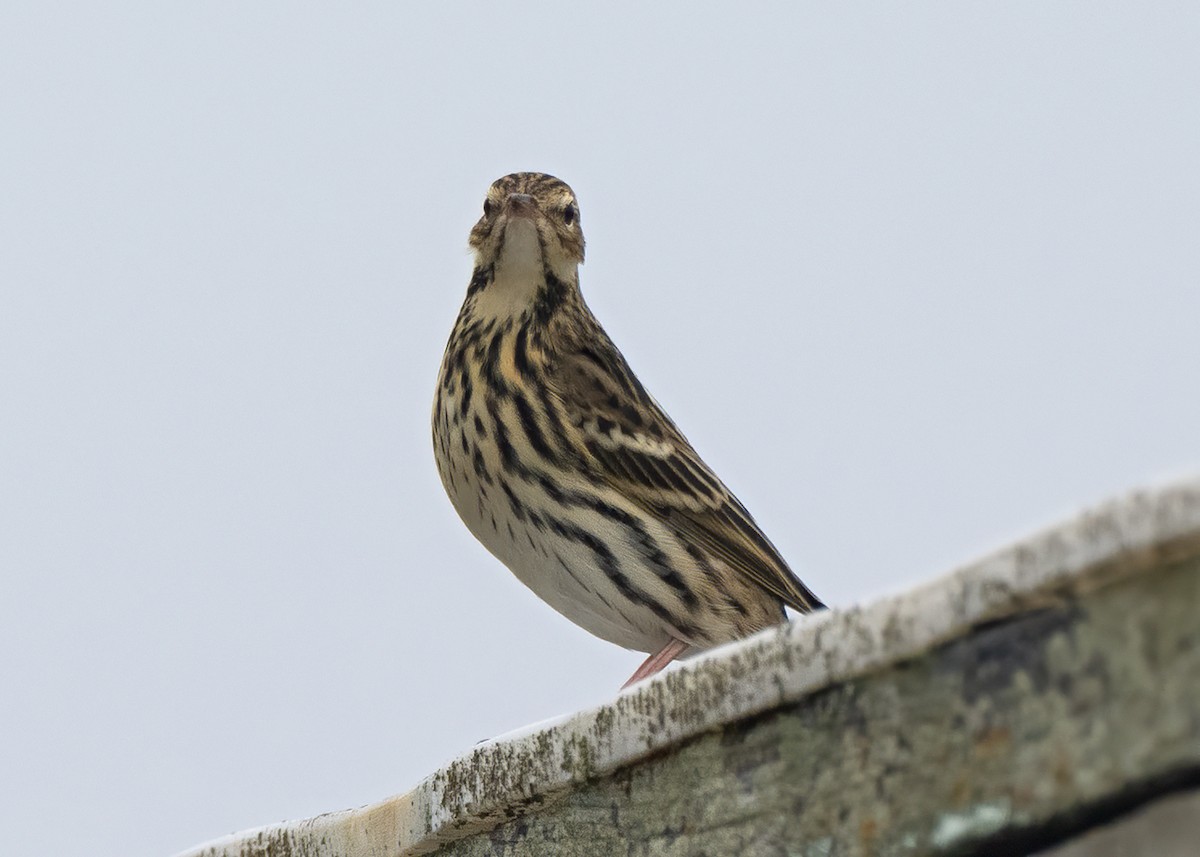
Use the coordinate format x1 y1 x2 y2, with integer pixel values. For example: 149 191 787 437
2 4 1198 856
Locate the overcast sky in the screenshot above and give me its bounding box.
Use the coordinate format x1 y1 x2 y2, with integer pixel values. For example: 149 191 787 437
2 4 1198 856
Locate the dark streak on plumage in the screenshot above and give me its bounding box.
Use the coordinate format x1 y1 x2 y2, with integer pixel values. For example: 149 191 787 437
465 265 492 297
543 513 670 620
471 448 493 487
535 273 569 326
501 483 526 523
486 396 518 472
512 391 554 459
483 334 509 398
457 370 472 419
512 324 533 380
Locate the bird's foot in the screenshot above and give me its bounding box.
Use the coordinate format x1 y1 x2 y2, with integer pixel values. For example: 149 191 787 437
621 638 689 690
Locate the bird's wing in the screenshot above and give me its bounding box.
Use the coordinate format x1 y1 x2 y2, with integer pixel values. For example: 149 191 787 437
546 328 824 613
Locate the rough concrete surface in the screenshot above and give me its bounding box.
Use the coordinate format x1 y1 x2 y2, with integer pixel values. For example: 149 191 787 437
173 476 1200 857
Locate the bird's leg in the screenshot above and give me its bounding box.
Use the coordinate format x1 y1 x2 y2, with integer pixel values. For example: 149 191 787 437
621 638 690 690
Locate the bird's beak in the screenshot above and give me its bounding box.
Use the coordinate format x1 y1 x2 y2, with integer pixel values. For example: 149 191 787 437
505 193 538 219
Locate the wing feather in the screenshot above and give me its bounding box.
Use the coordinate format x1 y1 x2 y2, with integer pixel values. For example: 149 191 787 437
545 325 824 613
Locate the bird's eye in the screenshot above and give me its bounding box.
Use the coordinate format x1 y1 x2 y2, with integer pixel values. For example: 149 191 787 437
563 203 578 226
483 199 495 217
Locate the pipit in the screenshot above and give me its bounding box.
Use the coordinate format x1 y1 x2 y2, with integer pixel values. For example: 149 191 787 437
433 173 824 688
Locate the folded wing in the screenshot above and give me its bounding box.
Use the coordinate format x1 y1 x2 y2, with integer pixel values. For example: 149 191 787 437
546 325 824 614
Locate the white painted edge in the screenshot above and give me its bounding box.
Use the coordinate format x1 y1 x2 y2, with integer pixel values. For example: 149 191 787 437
173 475 1200 857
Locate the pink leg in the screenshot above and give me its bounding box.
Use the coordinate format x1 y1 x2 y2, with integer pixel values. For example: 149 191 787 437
621 638 690 690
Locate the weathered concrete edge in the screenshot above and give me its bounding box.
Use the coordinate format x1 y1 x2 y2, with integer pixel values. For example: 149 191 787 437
171 475 1200 857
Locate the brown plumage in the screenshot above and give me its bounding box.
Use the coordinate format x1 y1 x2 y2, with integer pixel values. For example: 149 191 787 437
433 172 823 687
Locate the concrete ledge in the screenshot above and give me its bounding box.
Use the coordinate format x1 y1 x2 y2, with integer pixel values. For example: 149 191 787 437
175 476 1200 856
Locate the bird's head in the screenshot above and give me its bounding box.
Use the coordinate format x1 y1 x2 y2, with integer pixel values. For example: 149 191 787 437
470 173 585 289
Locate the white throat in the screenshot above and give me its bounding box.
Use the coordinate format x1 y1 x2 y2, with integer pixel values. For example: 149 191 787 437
474 219 545 320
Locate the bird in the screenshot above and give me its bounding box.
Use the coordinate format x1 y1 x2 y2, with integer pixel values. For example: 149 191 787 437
432 172 824 689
